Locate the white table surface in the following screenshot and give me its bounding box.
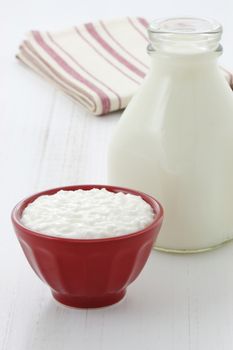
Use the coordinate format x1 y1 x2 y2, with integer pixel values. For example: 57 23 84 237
2 0 233 349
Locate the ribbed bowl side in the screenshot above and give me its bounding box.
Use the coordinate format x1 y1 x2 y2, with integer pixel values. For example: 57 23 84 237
15 224 160 298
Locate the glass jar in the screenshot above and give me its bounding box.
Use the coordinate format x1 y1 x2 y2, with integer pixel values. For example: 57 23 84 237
108 17 233 253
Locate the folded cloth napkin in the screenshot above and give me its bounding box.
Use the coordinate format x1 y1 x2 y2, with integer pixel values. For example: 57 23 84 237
17 17 233 115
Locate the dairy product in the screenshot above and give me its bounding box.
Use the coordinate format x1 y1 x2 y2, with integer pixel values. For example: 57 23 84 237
108 17 233 252
21 188 154 239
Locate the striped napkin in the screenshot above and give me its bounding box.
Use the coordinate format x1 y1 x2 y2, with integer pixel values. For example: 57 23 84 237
17 17 233 115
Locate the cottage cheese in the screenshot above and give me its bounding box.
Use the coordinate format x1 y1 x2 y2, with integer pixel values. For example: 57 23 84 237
21 188 155 239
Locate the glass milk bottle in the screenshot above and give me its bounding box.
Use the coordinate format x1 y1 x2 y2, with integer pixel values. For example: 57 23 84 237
108 17 233 253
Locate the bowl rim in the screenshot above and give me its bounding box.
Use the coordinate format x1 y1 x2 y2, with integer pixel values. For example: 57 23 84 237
11 184 164 243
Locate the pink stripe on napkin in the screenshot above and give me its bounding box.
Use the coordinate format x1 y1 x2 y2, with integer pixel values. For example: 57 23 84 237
127 17 149 42
23 41 96 109
47 32 122 109
74 26 140 86
137 17 149 29
85 22 145 78
99 20 149 70
32 31 111 114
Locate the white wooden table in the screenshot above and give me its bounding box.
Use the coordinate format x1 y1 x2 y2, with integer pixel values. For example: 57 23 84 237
2 1 233 349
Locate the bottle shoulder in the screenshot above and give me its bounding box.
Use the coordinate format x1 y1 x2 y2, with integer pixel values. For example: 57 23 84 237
118 66 233 128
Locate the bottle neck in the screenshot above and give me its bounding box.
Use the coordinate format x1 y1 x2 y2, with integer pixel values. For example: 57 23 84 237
148 17 222 55
147 17 223 74
149 49 221 75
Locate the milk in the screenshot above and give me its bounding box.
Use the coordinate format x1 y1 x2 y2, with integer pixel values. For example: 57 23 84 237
108 17 233 252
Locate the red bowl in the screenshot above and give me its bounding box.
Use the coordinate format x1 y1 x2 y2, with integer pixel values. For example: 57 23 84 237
11 184 163 308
